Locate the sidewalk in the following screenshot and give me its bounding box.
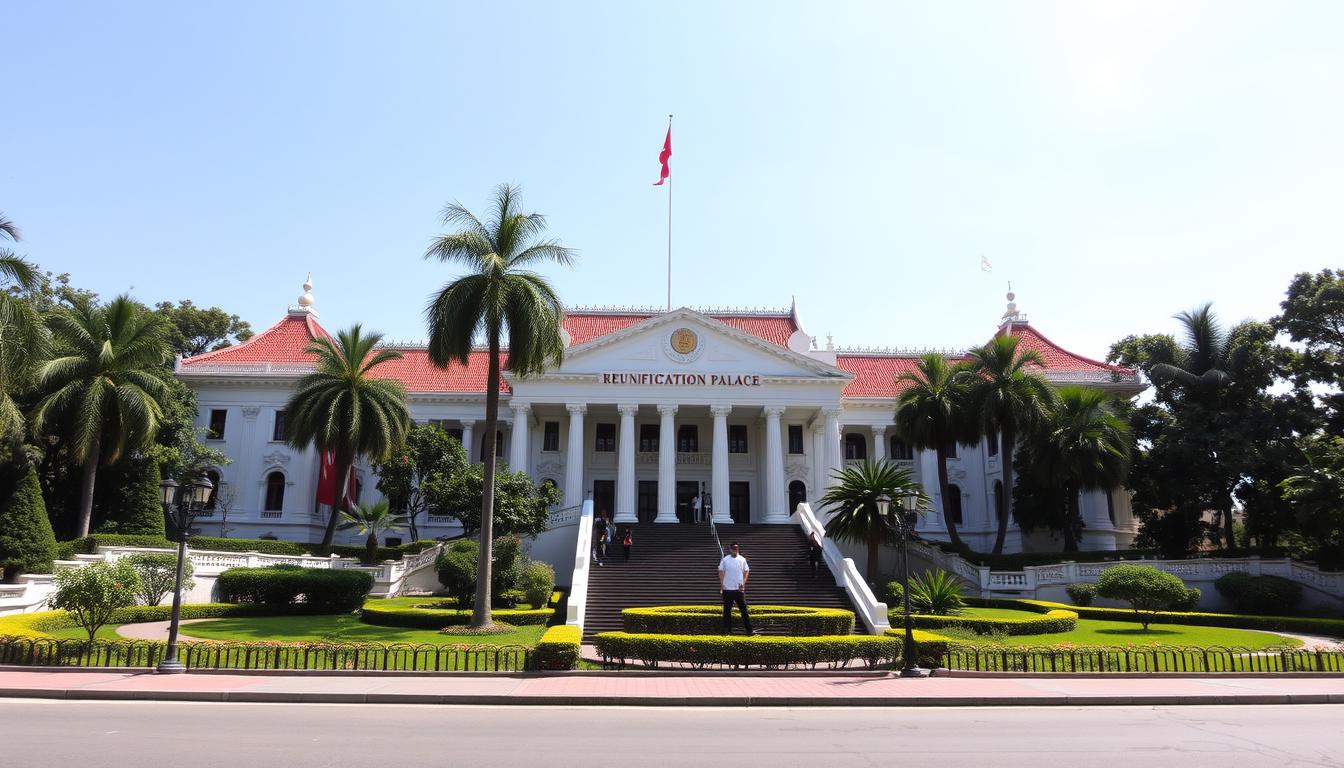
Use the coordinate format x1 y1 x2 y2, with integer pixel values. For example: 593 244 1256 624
1 668 1342 706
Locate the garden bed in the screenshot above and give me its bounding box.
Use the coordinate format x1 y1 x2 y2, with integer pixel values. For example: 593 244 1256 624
621 605 854 636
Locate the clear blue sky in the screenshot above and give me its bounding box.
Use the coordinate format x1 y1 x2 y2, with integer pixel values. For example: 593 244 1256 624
5 2 1342 358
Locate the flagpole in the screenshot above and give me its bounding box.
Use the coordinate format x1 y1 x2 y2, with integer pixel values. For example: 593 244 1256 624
666 114 673 311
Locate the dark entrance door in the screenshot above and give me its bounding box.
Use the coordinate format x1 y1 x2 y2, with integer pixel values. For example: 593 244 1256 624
592 480 615 523
788 480 807 515
637 481 658 523
729 481 750 524
675 481 700 524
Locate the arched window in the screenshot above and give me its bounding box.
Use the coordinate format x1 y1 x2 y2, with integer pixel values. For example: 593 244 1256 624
889 436 913 461
945 483 963 525
994 481 1005 524
987 432 999 457
204 469 222 511
844 433 867 461
264 471 286 513
788 480 807 512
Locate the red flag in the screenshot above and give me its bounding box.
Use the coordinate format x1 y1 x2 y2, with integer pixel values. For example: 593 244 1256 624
653 126 671 186
316 450 337 506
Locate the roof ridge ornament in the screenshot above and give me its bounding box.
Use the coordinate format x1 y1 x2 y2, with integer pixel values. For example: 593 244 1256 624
289 272 319 318
1000 281 1025 327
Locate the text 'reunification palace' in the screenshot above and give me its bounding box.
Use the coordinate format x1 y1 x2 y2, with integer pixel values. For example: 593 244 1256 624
176 278 1143 554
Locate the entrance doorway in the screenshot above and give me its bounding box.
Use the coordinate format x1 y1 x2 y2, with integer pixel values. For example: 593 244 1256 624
676 481 700 524
592 480 614 523
637 481 657 523
729 481 750 524
788 480 807 515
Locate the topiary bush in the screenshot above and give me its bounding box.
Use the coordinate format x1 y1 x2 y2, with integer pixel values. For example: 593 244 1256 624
124 552 194 606
103 459 167 537
0 468 57 582
907 570 965 615
1065 583 1096 607
491 535 525 595
520 561 555 609
622 605 856 636
436 539 478 606
1094 565 1195 630
48 559 143 643
891 608 1078 636
530 625 581 670
966 596 1344 637
883 580 905 607
359 598 552 628
1171 586 1202 612
594 633 899 669
216 566 373 613
1215 572 1304 615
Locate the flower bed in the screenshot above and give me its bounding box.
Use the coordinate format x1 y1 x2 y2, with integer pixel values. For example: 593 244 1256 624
593 632 898 669
621 605 855 636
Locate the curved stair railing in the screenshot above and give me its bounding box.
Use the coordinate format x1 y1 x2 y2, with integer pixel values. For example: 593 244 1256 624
791 502 890 634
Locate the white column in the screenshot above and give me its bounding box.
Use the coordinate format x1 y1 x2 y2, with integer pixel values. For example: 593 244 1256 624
824 409 843 491
872 425 887 463
460 420 476 464
710 405 733 524
615 404 638 523
763 406 788 523
509 403 530 474
811 420 827 506
563 404 586 508
656 405 678 523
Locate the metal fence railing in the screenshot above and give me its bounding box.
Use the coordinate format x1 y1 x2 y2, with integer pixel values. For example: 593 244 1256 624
936 645 1344 673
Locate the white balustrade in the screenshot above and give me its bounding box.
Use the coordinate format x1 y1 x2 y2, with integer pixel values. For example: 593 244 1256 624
565 499 597 631
792 502 890 633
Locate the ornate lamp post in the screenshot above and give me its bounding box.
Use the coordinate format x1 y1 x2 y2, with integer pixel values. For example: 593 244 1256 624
156 473 213 674
877 491 928 678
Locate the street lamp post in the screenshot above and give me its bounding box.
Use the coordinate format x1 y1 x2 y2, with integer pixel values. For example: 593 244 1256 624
156 473 213 674
877 492 928 678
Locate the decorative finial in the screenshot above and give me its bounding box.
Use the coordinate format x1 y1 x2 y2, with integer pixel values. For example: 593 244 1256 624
825 333 834 352
1001 281 1020 324
291 273 318 317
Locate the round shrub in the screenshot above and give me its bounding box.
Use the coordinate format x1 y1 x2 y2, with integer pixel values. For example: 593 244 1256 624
0 468 57 581
883 580 905 607
1172 586 1202 612
124 552 194 606
1065 583 1096 607
359 598 552 628
894 608 1078 636
621 605 855 636
594 632 898 669
1095 565 1192 630
436 539 478 606
1215 572 1303 615
216 566 373 613
520 561 555 609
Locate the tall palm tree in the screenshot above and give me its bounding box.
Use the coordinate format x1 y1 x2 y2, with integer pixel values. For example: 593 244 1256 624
31 296 171 537
818 460 930 583
285 324 410 549
893 353 974 548
1030 387 1132 551
424 183 574 629
338 500 410 564
967 334 1053 554
0 214 48 441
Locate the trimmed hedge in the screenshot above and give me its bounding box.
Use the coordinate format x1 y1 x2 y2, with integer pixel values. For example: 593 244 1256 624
326 540 439 562
56 536 438 561
1065 583 1096 607
892 608 1079 636
621 605 855 636
967 597 1344 638
0 603 276 640
531 625 581 670
934 542 1160 570
594 632 900 669
1215 572 1304 615
216 567 373 613
360 599 553 629
883 628 955 667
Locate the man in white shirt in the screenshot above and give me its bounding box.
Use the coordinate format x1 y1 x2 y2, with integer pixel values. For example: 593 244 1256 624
691 493 702 524
718 542 755 634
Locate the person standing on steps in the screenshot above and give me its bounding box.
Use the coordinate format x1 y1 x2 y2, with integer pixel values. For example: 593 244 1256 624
691 492 702 524
808 531 824 577
718 542 755 635
621 526 633 562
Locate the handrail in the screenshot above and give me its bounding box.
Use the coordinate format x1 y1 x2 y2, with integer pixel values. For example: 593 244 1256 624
792 502 891 634
564 499 596 632
707 514 724 560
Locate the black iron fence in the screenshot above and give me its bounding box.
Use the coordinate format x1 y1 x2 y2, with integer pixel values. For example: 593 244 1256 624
937 644 1344 673
0 637 533 672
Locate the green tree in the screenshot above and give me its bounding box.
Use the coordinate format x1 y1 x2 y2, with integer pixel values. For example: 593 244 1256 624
0 214 49 441
49 559 142 643
1094 564 1193 630
125 552 194 606
0 466 57 582
153 299 254 357
371 423 468 540
1279 435 1344 569
430 463 559 538
31 296 172 538
1025 387 1132 551
893 353 974 548
818 460 930 583
1273 269 1344 433
966 335 1053 554
423 183 574 628
338 500 410 564
100 458 166 537
284 324 411 549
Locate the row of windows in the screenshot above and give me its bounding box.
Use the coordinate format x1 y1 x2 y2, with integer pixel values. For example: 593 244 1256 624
206 408 288 442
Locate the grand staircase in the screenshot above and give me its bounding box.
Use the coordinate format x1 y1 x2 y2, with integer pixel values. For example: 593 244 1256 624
582 523 857 640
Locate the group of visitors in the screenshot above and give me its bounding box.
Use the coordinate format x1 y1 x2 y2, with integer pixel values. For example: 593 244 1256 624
591 511 632 567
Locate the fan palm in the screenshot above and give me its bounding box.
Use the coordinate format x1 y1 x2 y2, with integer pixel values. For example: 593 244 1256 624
894 353 975 548
0 213 48 441
338 500 410 564
424 183 574 629
818 460 930 583
967 334 1053 554
284 325 410 549
31 296 172 537
1030 387 1132 551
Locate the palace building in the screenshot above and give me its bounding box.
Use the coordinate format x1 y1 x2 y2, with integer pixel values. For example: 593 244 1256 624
175 277 1143 555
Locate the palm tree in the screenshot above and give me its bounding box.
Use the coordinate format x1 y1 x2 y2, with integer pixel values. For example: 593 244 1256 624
1030 387 1132 551
967 334 1053 555
424 183 574 629
818 460 930 583
0 213 48 441
338 500 410 564
31 296 172 537
893 353 975 548
284 324 410 549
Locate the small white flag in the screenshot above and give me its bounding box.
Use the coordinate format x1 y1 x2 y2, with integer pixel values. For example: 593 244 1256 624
980 255 992 272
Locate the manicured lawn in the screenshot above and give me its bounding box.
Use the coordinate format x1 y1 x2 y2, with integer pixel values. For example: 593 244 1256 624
944 607 1302 650
45 624 125 642
180 615 546 647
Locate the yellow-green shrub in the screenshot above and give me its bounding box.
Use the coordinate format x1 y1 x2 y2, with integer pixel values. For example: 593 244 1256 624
621 605 854 636
531 625 580 670
594 632 898 669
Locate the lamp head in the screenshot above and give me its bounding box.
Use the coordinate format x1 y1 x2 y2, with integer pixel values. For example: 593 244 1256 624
160 477 179 506
875 493 891 519
189 473 214 506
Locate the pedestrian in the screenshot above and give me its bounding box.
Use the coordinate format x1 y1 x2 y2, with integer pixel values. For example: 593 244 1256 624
591 524 604 567
808 531 824 577
600 511 612 559
691 493 702 524
621 527 633 562
718 542 755 635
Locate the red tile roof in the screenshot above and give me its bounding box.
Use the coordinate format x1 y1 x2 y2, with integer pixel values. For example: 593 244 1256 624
178 313 330 365
369 349 510 394
1003 323 1131 375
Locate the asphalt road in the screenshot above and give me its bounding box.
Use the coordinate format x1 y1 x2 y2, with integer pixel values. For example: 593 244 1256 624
1 700 1341 768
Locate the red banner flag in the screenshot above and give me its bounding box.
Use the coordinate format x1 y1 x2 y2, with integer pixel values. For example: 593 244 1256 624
316 450 337 506
653 126 671 186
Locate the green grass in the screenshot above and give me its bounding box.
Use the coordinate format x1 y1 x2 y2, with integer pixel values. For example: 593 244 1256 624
941 607 1302 650
45 624 127 642
179 615 546 647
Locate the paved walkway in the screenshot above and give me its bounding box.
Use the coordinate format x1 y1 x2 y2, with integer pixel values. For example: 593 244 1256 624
115 620 211 643
1 668 1341 706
